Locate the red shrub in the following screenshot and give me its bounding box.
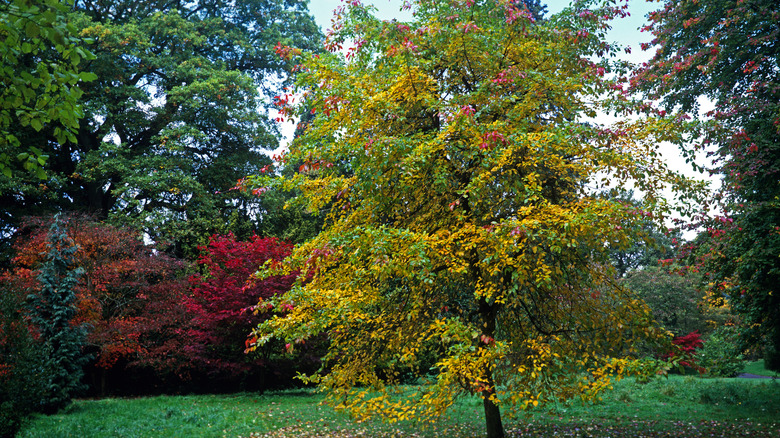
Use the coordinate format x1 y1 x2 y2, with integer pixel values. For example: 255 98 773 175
662 330 705 372
3 216 189 377
181 234 296 382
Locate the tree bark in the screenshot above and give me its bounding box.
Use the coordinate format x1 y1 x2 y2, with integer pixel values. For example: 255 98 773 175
482 376 505 438
479 297 505 438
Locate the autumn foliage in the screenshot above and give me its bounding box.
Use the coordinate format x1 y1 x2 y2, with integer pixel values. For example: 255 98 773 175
662 331 704 372
1 217 304 394
167 234 299 386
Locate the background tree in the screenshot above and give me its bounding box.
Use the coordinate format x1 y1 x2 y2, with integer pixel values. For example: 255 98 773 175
25 215 90 413
130 233 320 392
179 234 298 388
623 266 714 337
1 0 321 259
602 190 678 277
245 1 703 437
634 0 780 370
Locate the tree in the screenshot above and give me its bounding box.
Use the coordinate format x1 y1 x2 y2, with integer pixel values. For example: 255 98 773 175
623 266 719 337
602 190 678 277
633 0 780 370
0 0 96 263
25 214 90 413
1 0 321 259
128 233 321 392
244 1 702 437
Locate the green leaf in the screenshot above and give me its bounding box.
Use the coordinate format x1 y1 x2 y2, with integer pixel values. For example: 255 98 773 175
30 118 44 132
25 21 40 38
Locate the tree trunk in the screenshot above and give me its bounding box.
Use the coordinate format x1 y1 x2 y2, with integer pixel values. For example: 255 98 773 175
479 297 505 438
482 378 505 438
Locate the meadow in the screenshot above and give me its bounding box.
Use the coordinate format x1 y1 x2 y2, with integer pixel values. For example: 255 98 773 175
17 363 780 438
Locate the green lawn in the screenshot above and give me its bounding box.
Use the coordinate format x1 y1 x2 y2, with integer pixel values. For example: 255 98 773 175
18 376 780 438
742 359 780 377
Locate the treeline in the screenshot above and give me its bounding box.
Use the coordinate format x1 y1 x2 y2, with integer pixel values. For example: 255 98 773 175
2 0 778 437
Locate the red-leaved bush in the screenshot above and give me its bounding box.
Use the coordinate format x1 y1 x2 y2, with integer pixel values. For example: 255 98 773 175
4 221 318 394
662 331 705 372
133 233 317 391
181 234 296 382
2 216 188 368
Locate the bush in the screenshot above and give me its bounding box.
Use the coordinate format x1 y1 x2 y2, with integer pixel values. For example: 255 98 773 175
7 215 191 396
699 325 745 377
661 331 704 374
0 284 50 438
134 234 323 392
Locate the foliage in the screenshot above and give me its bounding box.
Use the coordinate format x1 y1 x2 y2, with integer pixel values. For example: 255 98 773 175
15 377 780 438
634 0 780 370
128 233 318 392
603 191 678 277
0 0 96 263
0 0 322 259
6 218 313 394
699 325 745 377
0 282 49 438
661 331 704 372
24 215 90 413
251 184 324 245
182 234 298 384
7 215 188 384
0 0 95 178
243 1 704 436
622 266 717 337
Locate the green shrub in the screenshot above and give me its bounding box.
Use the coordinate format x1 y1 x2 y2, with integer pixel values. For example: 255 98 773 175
0 285 50 438
25 215 90 413
699 325 745 377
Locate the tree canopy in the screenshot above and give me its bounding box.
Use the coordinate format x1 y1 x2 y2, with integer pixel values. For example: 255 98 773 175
634 0 780 370
245 1 704 437
1 0 321 258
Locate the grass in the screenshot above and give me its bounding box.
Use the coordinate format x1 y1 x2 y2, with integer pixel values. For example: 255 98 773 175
17 376 780 438
742 359 780 377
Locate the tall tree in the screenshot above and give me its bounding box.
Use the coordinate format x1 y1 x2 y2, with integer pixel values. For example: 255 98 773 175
25 214 90 413
2 0 321 258
633 0 780 369
245 1 702 437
